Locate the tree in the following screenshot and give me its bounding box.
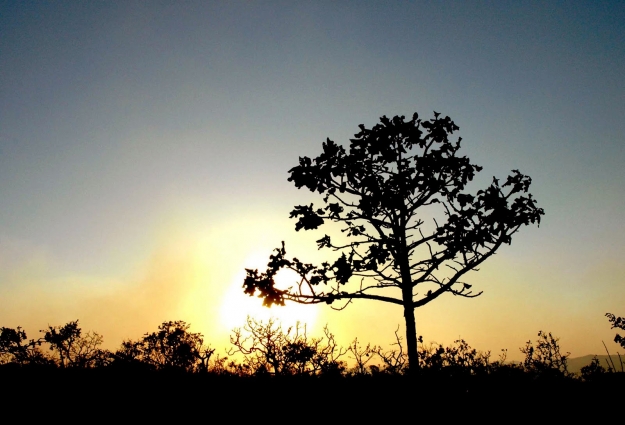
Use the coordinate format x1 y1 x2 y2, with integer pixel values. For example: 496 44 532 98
0 321 109 368
42 320 109 368
0 326 50 365
228 317 346 376
520 331 569 377
243 112 544 370
114 320 214 373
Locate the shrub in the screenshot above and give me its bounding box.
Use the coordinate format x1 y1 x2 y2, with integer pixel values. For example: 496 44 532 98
520 331 569 377
228 317 346 376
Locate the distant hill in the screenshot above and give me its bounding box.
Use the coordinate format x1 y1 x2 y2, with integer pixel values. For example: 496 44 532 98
567 354 624 375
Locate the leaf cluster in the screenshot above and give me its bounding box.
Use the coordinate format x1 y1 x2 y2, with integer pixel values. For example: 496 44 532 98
606 312 625 349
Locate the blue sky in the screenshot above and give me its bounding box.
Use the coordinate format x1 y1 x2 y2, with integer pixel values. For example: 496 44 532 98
1 1 624 357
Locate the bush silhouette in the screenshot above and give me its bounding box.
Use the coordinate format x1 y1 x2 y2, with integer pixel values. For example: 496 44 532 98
113 320 214 373
520 331 570 378
228 317 346 376
42 320 109 368
0 326 49 366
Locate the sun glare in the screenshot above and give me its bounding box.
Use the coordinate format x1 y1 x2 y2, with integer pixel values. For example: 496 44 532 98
219 267 319 333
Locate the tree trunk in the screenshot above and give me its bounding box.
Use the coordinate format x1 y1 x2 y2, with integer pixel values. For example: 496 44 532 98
403 302 419 373
398 230 418 373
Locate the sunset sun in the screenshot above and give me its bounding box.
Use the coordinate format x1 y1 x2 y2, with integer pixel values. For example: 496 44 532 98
219 267 319 333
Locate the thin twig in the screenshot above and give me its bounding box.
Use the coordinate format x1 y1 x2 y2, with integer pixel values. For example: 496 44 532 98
602 340 617 372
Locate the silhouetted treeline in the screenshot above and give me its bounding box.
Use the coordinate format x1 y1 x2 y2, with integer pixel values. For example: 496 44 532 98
1 313 623 418
2 313 623 383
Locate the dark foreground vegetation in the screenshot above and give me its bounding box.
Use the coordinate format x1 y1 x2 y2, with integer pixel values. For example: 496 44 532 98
2 314 624 406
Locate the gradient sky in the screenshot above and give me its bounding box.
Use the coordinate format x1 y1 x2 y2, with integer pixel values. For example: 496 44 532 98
1 1 624 360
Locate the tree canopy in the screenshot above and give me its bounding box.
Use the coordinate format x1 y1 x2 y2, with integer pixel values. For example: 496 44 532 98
116 320 214 372
243 112 544 369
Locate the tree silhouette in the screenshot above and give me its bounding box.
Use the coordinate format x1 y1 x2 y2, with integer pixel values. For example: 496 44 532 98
42 320 109 368
114 320 214 373
243 112 544 370
0 321 109 367
0 326 49 365
228 317 346 376
580 356 607 381
520 331 570 377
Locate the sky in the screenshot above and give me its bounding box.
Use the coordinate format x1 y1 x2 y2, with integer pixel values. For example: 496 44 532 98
1 1 624 360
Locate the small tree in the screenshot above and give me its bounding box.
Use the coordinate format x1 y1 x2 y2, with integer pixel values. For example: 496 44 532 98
0 326 49 365
243 112 544 370
580 356 607 381
228 317 346 376
520 331 569 377
346 337 378 375
115 320 214 373
42 320 108 368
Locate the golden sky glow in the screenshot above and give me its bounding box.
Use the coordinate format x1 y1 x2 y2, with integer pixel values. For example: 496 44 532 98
1 2 624 361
